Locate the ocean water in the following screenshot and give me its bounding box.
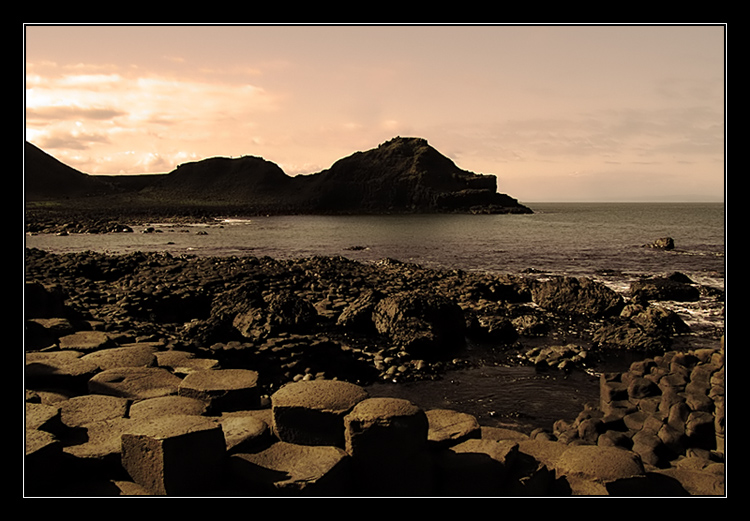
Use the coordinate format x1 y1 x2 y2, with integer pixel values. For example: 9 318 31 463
25 202 726 433
26 203 725 276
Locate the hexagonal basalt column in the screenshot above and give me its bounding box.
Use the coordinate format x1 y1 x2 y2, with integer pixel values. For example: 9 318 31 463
178 369 261 413
121 415 226 496
271 379 368 447
344 397 433 495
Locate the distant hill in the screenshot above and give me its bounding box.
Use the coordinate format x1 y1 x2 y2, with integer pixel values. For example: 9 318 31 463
295 137 528 213
24 141 113 200
24 137 532 215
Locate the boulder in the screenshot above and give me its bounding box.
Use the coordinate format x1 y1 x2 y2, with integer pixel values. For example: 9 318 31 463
630 277 701 303
553 445 647 495
372 290 466 359
530 277 624 318
336 289 383 333
426 408 482 449
644 237 675 250
216 414 270 453
25 281 66 319
233 292 318 341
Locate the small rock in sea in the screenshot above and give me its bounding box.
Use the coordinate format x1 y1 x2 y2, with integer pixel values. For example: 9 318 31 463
643 237 675 250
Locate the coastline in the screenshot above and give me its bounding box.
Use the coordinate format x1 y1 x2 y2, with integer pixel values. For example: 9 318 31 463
25 247 724 495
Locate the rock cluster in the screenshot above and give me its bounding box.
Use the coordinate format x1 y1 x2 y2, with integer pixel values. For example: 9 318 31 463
25 343 724 496
25 249 725 495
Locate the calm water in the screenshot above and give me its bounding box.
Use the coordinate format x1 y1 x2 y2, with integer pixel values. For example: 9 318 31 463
26 202 725 282
25 202 726 433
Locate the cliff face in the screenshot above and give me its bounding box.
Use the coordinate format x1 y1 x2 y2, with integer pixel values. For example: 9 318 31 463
294 137 530 214
24 137 532 215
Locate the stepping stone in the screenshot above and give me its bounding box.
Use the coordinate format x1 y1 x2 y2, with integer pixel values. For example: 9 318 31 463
229 441 351 496
25 402 64 434
178 369 261 413
59 394 129 428
435 438 520 496
553 445 647 495
343 397 433 496
345 397 429 456
81 344 157 370
26 351 99 392
25 428 64 496
480 426 530 441
155 350 220 375
128 395 208 421
217 414 270 453
121 415 226 496
88 367 182 400
271 379 368 447
63 417 134 469
426 408 481 448
58 331 117 352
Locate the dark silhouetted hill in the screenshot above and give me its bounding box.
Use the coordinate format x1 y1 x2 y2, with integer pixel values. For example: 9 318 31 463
294 137 529 213
24 137 532 215
24 142 113 200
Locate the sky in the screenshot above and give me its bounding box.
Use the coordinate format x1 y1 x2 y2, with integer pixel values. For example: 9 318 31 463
24 24 726 203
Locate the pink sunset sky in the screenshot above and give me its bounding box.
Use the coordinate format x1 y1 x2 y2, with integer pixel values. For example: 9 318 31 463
24 24 726 202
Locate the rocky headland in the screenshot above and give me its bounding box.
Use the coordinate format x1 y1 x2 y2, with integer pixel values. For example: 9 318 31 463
25 248 725 496
25 137 532 235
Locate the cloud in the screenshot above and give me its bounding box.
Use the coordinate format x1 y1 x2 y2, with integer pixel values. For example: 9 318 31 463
25 62 282 172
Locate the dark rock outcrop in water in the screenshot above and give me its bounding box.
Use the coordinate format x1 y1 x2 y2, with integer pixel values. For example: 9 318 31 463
24 137 532 219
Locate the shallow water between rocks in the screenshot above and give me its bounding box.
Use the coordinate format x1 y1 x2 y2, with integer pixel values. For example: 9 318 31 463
26 202 725 434
365 363 601 434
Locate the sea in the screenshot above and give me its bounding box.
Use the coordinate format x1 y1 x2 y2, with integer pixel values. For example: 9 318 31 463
25 202 726 433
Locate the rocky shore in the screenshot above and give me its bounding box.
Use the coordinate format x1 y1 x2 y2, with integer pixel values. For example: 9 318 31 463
24 248 725 496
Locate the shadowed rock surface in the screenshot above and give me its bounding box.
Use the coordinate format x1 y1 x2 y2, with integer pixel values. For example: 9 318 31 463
25 249 724 496
25 137 532 232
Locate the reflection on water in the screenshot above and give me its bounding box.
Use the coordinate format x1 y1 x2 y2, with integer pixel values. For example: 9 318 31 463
365 364 601 435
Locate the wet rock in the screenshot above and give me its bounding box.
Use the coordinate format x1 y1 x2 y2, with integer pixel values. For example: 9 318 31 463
372 290 466 359
233 292 318 341
643 237 675 250
530 277 624 318
426 408 482 449
336 288 383 333
630 276 701 303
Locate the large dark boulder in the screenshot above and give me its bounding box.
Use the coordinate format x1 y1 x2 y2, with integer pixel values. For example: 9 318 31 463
372 290 466 359
530 277 624 319
592 304 690 352
232 293 318 341
630 277 701 303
